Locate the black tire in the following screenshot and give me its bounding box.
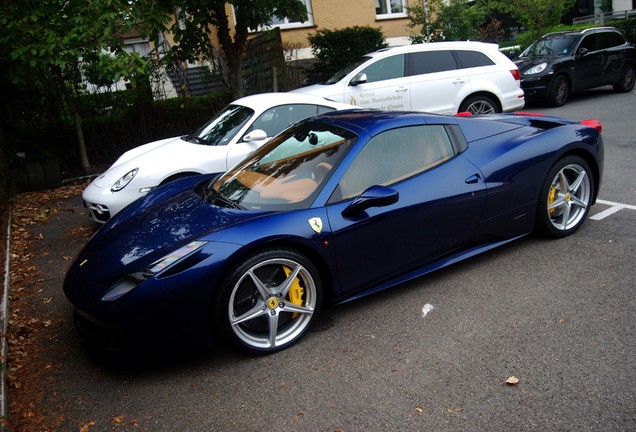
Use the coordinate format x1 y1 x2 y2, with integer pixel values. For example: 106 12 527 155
548 75 570 107
214 248 322 354
458 95 499 114
535 156 594 238
613 63 635 93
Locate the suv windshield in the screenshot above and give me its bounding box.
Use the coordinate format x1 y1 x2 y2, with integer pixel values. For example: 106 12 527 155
183 105 254 146
209 122 357 210
520 34 580 57
326 56 373 84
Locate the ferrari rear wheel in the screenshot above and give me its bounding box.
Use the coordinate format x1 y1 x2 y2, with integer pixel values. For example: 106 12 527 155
215 248 322 354
536 156 593 238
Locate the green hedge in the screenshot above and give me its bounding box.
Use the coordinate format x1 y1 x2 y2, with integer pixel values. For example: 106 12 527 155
306 26 387 84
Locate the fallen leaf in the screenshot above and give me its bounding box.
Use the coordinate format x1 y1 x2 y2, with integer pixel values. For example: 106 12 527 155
416 404 424 415
446 407 463 413
79 421 96 432
505 376 520 385
111 414 126 423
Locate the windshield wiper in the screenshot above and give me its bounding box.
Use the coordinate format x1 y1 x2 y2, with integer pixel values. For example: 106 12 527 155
185 134 210 145
202 184 244 210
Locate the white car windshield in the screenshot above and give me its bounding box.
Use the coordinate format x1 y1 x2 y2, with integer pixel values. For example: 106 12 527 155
184 105 254 146
207 122 357 211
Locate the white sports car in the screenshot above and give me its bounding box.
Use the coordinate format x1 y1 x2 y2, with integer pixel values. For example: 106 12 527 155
83 93 355 223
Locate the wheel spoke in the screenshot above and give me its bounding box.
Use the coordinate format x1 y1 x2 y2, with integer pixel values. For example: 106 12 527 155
548 194 565 211
246 269 270 299
231 303 267 326
283 303 314 315
569 170 587 194
560 203 571 228
277 264 301 298
570 195 588 209
267 312 280 347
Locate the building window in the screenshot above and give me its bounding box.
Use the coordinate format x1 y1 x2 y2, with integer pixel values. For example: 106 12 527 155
267 0 314 29
375 0 407 19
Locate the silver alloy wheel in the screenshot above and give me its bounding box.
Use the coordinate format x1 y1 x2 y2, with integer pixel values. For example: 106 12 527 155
466 100 496 115
228 257 317 350
547 163 591 231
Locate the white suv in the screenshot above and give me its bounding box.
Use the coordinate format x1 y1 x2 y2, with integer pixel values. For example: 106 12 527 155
292 41 525 115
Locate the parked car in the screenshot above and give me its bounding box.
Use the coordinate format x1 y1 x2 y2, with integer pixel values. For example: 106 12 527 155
64 109 603 356
291 41 525 115
515 26 636 106
82 93 355 223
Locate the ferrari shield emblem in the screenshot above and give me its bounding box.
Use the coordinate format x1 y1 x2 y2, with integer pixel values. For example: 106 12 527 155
308 217 323 234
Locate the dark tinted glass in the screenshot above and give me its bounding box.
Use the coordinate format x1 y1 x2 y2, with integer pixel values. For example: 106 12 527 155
409 51 457 75
597 32 626 49
455 50 495 68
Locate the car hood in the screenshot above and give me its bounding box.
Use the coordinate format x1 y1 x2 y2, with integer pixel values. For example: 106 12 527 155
92 137 226 188
75 176 265 283
514 55 564 71
290 84 341 100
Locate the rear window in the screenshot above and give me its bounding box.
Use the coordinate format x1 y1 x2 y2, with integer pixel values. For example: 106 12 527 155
455 50 495 68
409 51 457 75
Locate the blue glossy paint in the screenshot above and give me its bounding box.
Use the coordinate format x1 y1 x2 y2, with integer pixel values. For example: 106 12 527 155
64 110 604 354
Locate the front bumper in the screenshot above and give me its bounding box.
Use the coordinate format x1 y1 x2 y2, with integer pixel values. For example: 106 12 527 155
82 180 148 223
520 74 553 99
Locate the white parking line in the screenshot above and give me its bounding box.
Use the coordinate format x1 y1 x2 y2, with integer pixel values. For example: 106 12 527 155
591 199 636 220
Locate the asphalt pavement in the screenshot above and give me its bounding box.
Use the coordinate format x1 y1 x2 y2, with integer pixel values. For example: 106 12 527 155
2 87 635 431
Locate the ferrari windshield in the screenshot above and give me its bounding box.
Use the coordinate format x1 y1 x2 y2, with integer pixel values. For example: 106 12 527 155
520 34 579 57
183 105 254 146
209 122 357 210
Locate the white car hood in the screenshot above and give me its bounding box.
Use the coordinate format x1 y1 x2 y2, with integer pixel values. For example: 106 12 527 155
290 84 343 101
92 137 227 189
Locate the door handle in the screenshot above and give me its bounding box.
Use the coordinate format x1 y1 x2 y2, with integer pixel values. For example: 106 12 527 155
396 86 408 92
465 174 481 184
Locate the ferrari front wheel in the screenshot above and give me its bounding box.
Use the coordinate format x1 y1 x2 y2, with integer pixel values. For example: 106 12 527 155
215 248 322 354
536 156 594 238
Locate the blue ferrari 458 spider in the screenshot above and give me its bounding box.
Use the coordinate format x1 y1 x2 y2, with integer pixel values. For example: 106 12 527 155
64 109 604 355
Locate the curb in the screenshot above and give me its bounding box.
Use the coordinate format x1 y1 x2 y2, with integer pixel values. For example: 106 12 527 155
1 205 11 430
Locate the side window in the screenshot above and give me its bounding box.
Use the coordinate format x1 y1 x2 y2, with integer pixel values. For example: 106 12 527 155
334 125 455 201
455 50 495 68
578 34 598 52
358 54 406 83
248 104 320 137
597 32 626 50
409 51 458 75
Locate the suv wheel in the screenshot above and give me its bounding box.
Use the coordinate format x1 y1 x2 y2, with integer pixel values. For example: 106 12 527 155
548 75 569 107
613 63 635 93
459 95 499 115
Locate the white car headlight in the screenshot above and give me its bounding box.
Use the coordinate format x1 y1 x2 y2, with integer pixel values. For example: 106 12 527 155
111 168 139 192
101 241 208 301
525 63 547 75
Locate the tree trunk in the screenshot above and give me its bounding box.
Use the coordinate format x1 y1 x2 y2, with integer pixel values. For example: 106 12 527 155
57 70 91 172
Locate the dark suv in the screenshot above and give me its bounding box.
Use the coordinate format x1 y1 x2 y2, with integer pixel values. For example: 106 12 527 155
515 27 636 106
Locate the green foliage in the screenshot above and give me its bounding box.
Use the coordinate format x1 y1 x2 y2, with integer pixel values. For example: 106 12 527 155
408 0 487 42
494 0 576 41
306 26 387 84
157 0 308 97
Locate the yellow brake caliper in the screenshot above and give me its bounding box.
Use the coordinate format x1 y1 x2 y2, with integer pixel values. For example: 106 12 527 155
283 266 304 318
548 186 556 215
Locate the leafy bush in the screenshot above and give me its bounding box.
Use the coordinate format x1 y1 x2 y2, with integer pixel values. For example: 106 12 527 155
306 26 387 84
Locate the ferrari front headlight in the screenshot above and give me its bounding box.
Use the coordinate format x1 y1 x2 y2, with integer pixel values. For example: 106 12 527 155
101 241 208 301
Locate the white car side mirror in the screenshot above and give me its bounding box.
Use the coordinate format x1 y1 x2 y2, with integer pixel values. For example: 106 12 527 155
242 129 268 142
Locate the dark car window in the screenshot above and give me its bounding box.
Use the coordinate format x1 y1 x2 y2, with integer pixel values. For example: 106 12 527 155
597 32 626 49
358 54 406 83
409 51 457 75
455 50 495 68
247 104 329 137
578 34 599 53
333 125 455 201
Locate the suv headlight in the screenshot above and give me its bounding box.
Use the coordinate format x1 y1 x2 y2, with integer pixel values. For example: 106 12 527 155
525 63 547 75
111 168 139 192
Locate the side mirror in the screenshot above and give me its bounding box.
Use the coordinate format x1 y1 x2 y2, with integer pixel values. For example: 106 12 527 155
342 185 399 217
242 129 268 143
577 47 589 57
349 73 368 86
